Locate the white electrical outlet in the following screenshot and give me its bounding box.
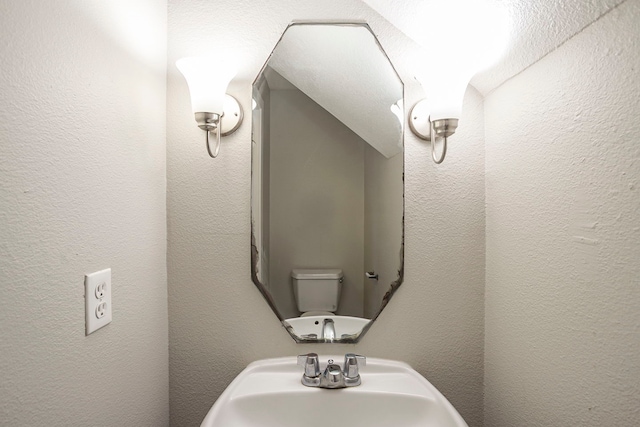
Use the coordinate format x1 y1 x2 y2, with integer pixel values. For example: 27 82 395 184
85 268 112 335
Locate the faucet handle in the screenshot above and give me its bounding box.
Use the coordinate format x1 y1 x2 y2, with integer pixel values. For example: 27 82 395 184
343 353 366 379
297 353 320 378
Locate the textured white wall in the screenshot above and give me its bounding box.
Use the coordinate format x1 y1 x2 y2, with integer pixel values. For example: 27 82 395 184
0 1 169 426
484 0 640 425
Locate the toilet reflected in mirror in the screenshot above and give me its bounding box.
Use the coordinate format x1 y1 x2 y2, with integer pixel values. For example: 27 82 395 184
292 269 343 316
251 22 404 343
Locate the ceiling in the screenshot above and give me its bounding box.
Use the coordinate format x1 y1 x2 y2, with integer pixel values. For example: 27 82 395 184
360 0 627 95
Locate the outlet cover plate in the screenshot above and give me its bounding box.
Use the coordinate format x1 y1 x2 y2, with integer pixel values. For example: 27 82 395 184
85 268 112 335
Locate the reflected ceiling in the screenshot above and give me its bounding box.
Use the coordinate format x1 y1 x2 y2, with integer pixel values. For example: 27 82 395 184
267 24 402 158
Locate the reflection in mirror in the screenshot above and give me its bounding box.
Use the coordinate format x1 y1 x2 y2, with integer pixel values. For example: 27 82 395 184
251 23 404 343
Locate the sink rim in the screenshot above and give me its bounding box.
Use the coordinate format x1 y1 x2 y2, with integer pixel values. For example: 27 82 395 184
200 356 468 427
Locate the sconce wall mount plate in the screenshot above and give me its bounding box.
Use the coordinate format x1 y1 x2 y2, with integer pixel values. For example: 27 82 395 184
194 95 243 135
408 99 432 141
409 100 458 141
219 94 243 136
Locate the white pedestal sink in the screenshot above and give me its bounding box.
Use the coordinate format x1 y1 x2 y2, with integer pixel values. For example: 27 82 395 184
200 356 468 427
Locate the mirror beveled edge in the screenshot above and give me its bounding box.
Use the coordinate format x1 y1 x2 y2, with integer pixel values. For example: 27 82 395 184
250 21 406 344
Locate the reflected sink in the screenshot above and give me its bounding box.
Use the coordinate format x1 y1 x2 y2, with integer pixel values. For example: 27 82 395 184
200 356 468 427
283 315 370 339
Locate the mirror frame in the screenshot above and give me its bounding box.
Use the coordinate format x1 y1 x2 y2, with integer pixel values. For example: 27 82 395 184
250 21 405 343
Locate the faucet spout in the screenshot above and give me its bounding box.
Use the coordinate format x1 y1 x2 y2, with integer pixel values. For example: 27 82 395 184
319 360 346 388
321 318 336 341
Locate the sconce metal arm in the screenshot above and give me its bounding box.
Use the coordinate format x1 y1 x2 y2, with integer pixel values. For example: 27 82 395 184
430 118 457 164
430 122 447 164
205 124 221 158
408 100 459 165
196 112 222 158
192 95 243 159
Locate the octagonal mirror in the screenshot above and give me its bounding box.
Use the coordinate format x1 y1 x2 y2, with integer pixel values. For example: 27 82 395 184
251 22 404 343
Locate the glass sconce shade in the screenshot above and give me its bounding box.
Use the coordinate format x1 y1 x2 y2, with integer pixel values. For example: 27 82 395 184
409 0 510 163
176 56 237 114
415 69 473 121
413 0 510 120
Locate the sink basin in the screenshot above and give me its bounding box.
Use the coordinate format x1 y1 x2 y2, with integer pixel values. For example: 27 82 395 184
200 356 468 427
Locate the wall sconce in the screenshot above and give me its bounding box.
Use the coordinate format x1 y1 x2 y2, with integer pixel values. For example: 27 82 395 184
407 0 510 164
176 56 243 158
409 66 474 164
408 70 469 164
408 94 461 165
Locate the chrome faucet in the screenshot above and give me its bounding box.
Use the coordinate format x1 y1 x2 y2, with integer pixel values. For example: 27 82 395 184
297 353 366 389
321 318 336 341
319 359 345 388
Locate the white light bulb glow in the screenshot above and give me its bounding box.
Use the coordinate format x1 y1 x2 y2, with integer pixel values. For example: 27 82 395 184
414 0 510 120
176 56 237 114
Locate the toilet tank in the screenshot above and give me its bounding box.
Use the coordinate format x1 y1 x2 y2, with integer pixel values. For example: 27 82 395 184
291 269 343 313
